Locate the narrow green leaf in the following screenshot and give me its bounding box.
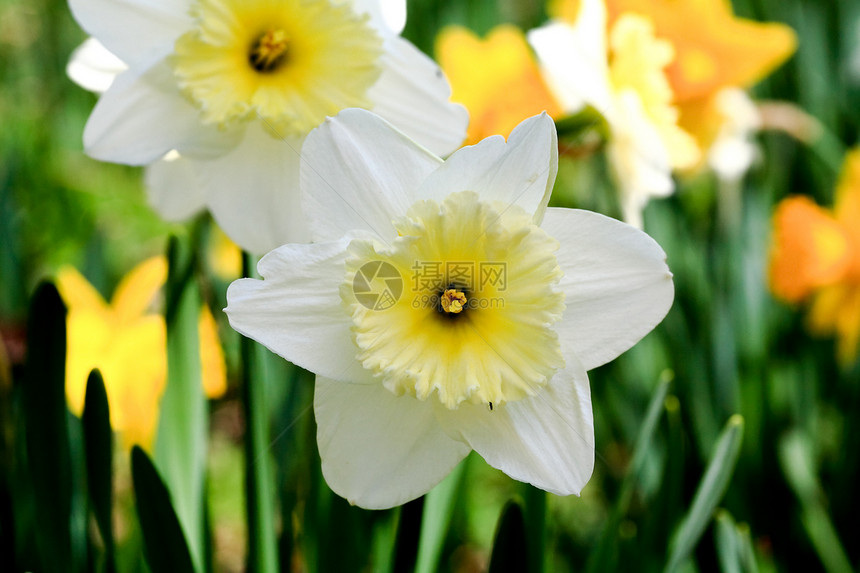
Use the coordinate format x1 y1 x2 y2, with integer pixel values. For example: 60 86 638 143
82 369 115 571
488 501 529 573
586 377 672 573
23 282 76 572
240 251 278 573
779 431 853 573
664 415 745 573
131 446 195 573
715 510 745 573
154 236 208 573
414 461 466 573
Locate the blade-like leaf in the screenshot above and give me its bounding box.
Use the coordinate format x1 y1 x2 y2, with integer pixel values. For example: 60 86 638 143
414 460 466 573
82 369 114 571
154 236 208 573
664 415 745 573
488 501 529 573
131 446 195 573
23 282 76 572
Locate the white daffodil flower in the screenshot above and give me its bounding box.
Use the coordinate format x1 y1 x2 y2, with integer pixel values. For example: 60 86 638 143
529 0 699 228
67 0 468 254
707 88 762 184
224 110 674 509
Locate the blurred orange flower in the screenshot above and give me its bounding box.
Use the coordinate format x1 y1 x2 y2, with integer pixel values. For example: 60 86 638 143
551 0 796 175
436 25 563 144
57 256 227 449
770 149 860 364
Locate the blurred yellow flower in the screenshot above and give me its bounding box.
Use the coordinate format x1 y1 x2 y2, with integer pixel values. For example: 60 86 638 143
436 25 563 144
770 149 860 364
57 257 227 449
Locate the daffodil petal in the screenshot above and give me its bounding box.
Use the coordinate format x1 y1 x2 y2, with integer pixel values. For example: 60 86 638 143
67 38 127 94
528 14 612 114
144 152 207 222
540 207 674 370
368 35 468 157
352 0 407 35
436 353 594 496
84 62 240 165
199 124 309 254
415 113 558 223
225 239 371 383
301 108 442 242
68 0 192 70
314 377 470 510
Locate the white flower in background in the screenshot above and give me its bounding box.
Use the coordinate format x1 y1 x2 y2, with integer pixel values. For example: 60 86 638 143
67 0 467 254
225 110 674 509
529 0 699 228
707 88 761 183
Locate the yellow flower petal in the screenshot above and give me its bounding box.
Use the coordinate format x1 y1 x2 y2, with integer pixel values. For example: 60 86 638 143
56 265 109 317
111 256 167 327
436 25 563 144
809 284 860 366
199 306 227 399
769 196 852 302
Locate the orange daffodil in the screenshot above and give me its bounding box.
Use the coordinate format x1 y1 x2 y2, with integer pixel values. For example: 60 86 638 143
225 110 674 509
770 150 860 365
57 257 227 450
521 0 794 225
436 25 563 144
599 0 796 182
67 0 467 254
530 0 700 227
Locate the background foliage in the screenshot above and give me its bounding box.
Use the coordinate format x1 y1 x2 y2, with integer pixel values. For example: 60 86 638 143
1 0 859 571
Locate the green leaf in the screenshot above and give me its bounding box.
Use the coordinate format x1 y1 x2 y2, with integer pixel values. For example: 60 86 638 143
664 415 745 573
778 431 853 573
488 501 529 573
414 461 466 573
131 446 195 573
715 510 758 573
586 377 672 573
240 251 279 573
23 282 77 572
82 369 115 571
154 236 208 573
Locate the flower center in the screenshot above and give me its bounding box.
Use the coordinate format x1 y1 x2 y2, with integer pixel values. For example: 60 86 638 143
343 191 566 409
249 29 290 72
440 288 467 314
172 0 383 136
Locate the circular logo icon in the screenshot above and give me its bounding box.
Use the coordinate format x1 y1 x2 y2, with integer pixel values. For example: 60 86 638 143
352 261 403 311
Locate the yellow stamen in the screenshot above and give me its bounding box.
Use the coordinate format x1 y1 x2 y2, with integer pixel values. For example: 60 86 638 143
440 289 467 314
250 29 290 72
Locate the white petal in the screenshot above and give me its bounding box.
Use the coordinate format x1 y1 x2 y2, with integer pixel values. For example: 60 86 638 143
528 2 613 115
301 108 442 243
315 377 470 509
607 90 674 228
437 355 594 496
68 0 192 69
67 38 127 94
368 36 468 158
415 113 558 222
83 62 240 165
540 207 674 371
224 239 371 383
144 152 206 222
351 0 407 35
200 124 310 254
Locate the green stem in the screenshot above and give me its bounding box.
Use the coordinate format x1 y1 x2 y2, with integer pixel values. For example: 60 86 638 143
241 252 278 573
